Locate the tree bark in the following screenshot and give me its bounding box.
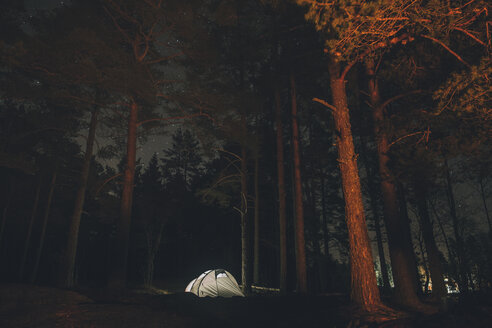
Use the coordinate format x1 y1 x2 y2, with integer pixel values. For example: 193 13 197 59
19 176 41 281
109 101 138 289
275 84 288 293
290 74 307 293
59 108 98 288
366 59 421 307
253 154 260 286
328 59 381 308
414 178 447 301
30 168 57 283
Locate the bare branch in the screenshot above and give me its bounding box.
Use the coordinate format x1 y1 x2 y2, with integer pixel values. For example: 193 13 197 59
379 90 423 110
388 131 424 149
95 173 123 197
453 27 486 46
145 52 183 65
215 148 243 162
137 111 213 127
313 97 337 112
104 5 133 44
422 35 471 68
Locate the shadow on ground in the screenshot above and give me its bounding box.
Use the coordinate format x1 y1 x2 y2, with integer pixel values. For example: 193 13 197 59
1 284 490 328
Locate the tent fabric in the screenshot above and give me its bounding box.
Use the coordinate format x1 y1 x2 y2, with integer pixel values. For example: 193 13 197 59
185 269 244 297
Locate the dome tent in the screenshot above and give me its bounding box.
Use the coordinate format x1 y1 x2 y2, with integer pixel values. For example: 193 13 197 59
185 269 245 297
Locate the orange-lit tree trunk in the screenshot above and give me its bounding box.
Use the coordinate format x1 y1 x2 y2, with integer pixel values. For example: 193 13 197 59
109 101 138 289
19 176 41 281
59 108 98 288
366 59 421 307
290 74 307 293
328 59 381 308
30 168 57 283
275 85 288 293
414 178 446 301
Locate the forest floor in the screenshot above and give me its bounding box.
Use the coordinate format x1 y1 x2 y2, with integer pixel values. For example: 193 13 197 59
1 283 491 328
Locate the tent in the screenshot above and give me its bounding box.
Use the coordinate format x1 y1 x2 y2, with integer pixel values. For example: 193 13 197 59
185 269 245 297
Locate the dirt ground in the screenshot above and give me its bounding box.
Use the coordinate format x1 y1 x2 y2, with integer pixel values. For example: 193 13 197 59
1 284 491 328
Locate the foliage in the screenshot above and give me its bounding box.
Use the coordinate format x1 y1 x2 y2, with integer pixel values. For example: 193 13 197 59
434 57 491 122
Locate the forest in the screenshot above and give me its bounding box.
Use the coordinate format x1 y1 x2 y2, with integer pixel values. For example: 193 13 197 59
0 0 491 327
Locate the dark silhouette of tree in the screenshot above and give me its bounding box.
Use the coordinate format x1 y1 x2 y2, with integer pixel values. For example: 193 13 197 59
134 153 166 287
161 128 202 191
274 84 288 293
290 74 307 292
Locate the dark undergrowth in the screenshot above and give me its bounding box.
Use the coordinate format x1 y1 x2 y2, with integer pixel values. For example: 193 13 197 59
1 284 490 328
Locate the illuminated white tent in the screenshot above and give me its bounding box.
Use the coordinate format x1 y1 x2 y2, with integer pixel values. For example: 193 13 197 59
185 269 244 297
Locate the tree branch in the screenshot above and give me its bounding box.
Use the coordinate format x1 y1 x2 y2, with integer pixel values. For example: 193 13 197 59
387 131 424 149
145 52 183 65
453 27 486 46
422 35 471 68
95 173 123 197
104 5 133 44
379 90 423 110
313 97 337 112
136 112 212 127
340 33 411 80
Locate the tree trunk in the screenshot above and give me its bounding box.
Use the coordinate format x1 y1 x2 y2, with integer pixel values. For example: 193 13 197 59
414 179 447 301
19 176 41 281
443 157 467 292
429 200 452 259
416 228 430 293
290 74 307 293
30 168 57 283
275 84 288 293
253 154 260 286
396 183 423 293
478 178 492 237
366 59 421 307
109 101 138 289
358 136 391 292
143 220 164 288
328 59 381 308
59 108 98 288
0 178 14 253
240 144 250 294
319 172 330 257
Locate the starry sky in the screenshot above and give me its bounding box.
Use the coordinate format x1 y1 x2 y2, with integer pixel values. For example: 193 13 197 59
24 0 66 11
24 0 183 169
